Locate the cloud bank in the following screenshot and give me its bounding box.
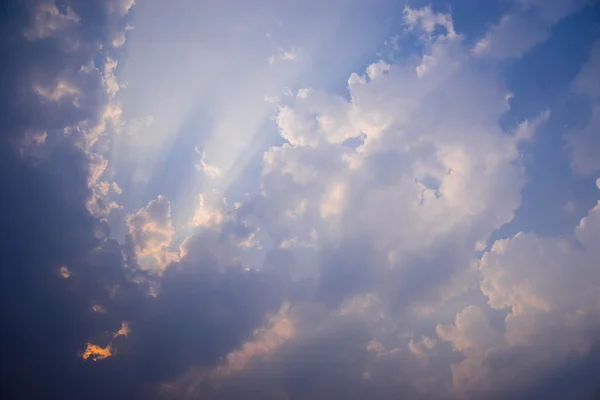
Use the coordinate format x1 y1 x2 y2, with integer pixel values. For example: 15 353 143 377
1 1 599 399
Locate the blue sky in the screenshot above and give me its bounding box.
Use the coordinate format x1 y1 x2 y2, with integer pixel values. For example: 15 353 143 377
1 0 600 399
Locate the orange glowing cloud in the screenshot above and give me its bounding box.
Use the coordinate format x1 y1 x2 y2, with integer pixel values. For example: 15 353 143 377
82 342 112 361
115 322 130 338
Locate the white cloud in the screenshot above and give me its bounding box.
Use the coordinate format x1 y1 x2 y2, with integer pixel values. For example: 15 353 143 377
438 178 600 394
437 306 503 353
257 5 525 275
189 193 225 229
106 0 136 17
162 5 598 396
474 0 586 60
565 40 600 174
126 195 179 272
513 109 551 142
473 13 549 59
408 336 437 368
269 46 302 64
403 5 456 39
18 0 598 396
213 302 293 378
280 46 301 61
194 148 222 180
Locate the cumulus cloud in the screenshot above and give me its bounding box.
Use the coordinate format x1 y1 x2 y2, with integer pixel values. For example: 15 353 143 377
126 195 178 272
189 193 226 229
134 5 549 396
438 178 600 398
258 5 526 302
1 1 599 399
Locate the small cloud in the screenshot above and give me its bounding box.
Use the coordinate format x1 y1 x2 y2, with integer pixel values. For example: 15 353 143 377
58 265 71 279
24 1 80 41
278 46 301 61
403 5 456 39
236 230 262 250
514 109 551 142
408 336 437 368
102 57 120 97
33 80 80 102
14 130 47 157
106 0 136 17
82 342 112 361
126 195 179 272
194 148 221 179
269 47 302 64
115 322 130 338
92 304 107 313
111 182 123 195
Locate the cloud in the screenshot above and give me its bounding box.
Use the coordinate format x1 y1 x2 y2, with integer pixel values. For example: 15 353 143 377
24 0 80 47
134 5 544 396
473 0 587 59
82 342 113 361
33 79 81 102
1 1 599 399
106 0 136 17
403 5 456 39
565 39 600 174
195 148 222 179
269 46 303 64
212 302 293 378
513 109 551 142
0 3 156 396
256 5 525 309
438 178 600 398
126 195 178 272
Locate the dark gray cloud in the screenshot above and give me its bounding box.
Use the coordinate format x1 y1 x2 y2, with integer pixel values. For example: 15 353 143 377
0 2 284 398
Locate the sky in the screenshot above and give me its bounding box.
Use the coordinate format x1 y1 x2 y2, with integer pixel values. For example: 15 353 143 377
1 0 600 399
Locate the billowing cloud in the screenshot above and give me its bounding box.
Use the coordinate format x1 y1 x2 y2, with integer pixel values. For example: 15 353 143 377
256 6 531 311
126 195 178 271
1 1 599 399
438 178 600 398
